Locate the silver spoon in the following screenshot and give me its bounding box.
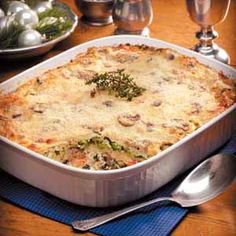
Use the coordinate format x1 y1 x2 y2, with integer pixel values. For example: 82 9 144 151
72 153 236 231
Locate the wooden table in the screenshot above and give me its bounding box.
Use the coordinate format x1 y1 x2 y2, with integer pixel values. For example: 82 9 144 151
0 0 235 235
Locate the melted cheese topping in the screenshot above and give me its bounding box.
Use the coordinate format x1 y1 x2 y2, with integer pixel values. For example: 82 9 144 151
0 45 235 170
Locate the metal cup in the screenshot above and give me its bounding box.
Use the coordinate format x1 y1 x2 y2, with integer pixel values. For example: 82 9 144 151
186 0 231 64
75 0 114 26
112 0 153 36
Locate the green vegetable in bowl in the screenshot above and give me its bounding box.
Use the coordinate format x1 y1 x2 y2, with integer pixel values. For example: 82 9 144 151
0 4 73 49
36 8 73 40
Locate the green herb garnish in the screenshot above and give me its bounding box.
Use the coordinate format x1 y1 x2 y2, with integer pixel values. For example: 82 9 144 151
86 69 146 101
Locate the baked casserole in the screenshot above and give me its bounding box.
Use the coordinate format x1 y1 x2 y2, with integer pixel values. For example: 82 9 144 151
0 45 235 170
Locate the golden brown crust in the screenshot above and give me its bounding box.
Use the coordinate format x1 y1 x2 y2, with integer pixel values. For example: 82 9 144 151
0 44 235 170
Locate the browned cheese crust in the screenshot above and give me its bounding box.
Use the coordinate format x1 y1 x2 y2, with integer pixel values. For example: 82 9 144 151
0 45 235 170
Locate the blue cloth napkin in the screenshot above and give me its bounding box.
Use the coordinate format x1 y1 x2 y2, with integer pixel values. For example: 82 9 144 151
0 135 235 236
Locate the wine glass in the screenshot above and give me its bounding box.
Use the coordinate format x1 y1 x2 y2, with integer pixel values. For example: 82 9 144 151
186 0 231 64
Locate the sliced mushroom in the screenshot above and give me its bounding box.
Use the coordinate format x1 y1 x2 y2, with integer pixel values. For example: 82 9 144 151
26 89 37 96
102 100 113 107
118 113 140 127
10 106 22 119
189 119 201 130
90 89 96 98
115 53 139 63
82 124 104 134
187 61 195 68
162 77 172 82
191 102 202 114
160 142 173 151
36 78 43 85
167 53 175 60
146 122 155 132
12 113 22 119
12 109 22 119
152 100 162 107
146 57 153 63
176 122 189 131
162 119 190 133
32 103 46 113
141 120 155 132
92 125 104 134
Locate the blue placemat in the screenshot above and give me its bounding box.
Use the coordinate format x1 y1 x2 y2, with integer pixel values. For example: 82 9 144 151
0 135 235 236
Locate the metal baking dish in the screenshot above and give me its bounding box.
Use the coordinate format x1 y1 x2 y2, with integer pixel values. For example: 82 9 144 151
0 36 235 207
0 1 78 60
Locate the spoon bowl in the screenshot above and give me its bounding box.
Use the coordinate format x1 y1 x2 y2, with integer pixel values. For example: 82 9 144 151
72 153 236 231
172 154 236 207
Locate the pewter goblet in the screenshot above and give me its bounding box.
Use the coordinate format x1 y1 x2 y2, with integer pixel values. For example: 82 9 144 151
186 0 231 64
112 0 153 36
75 0 114 26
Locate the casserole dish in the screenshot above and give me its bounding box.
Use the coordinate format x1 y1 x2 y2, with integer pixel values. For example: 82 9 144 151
0 35 235 207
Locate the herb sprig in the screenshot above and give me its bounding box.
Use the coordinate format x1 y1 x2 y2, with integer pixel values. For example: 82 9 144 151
86 69 146 101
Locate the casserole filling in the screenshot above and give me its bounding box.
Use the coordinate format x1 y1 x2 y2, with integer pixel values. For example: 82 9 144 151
0 45 235 170
44 136 147 170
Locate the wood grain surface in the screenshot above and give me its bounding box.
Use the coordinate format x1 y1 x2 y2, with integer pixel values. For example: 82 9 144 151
0 0 235 235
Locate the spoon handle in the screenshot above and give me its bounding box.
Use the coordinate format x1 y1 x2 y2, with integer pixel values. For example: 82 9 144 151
72 196 173 231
